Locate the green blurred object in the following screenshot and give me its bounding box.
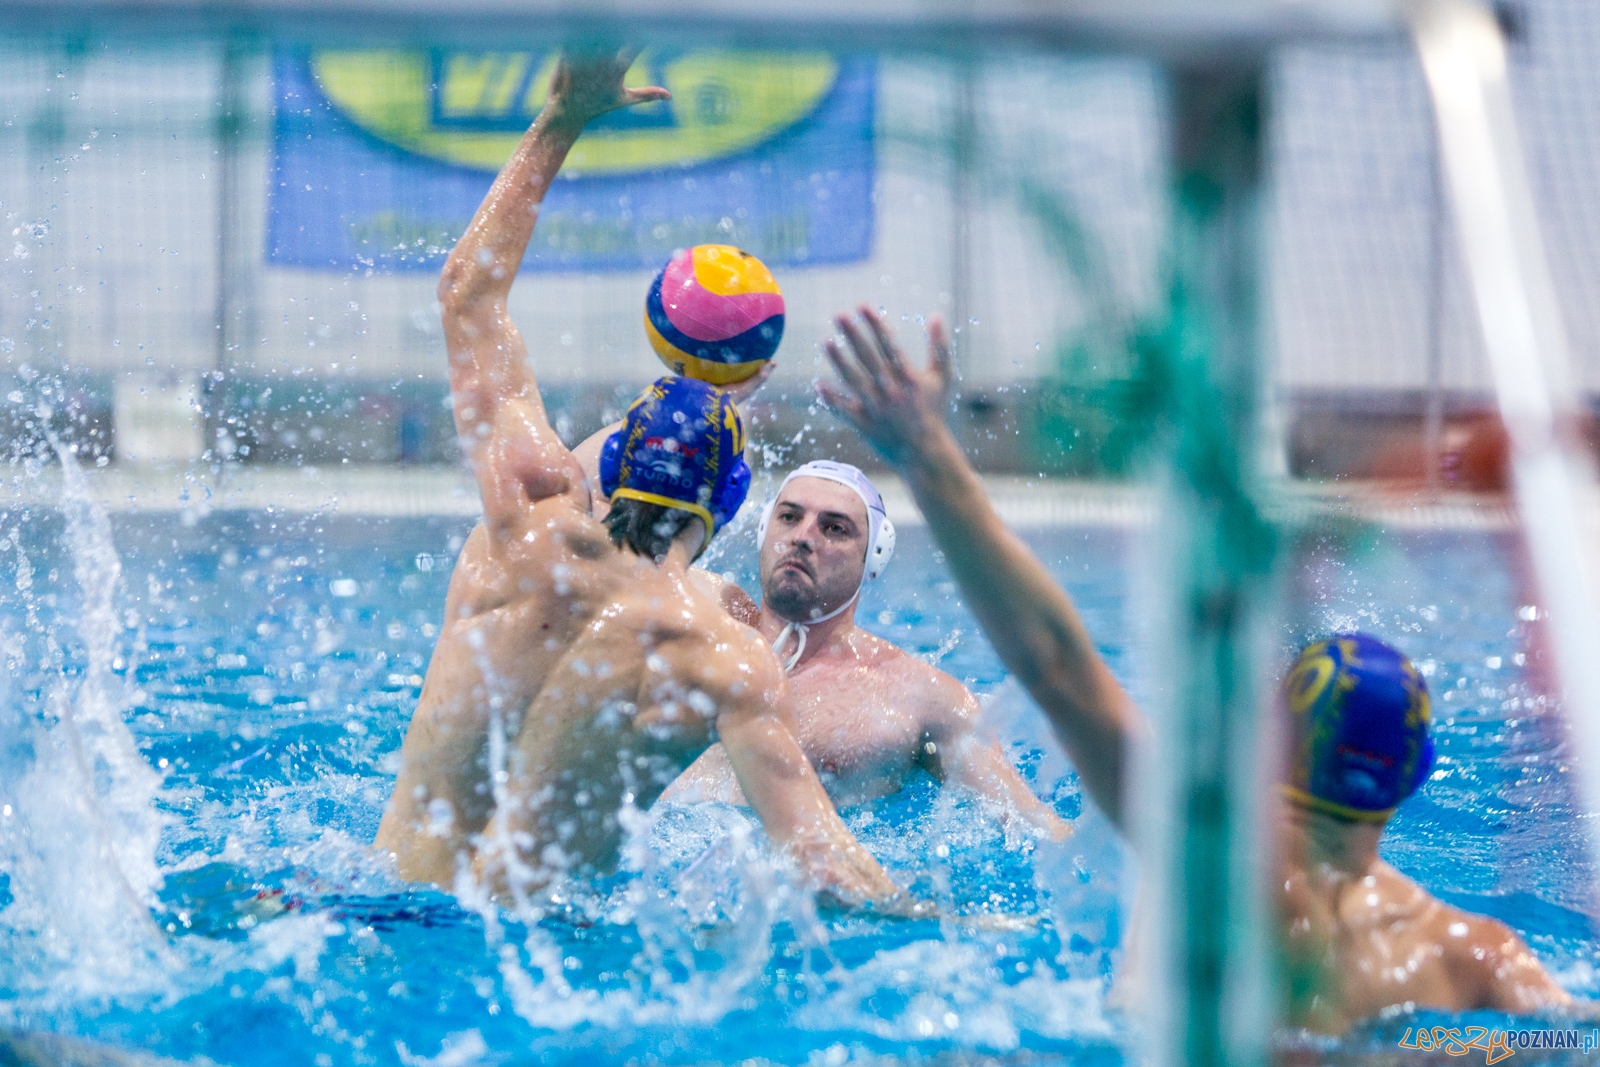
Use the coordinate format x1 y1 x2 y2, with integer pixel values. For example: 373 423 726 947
1144 61 1277 1067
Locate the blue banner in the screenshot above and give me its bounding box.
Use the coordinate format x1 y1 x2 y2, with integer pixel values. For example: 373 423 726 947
267 48 876 272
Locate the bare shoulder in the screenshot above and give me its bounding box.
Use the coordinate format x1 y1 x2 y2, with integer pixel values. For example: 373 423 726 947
878 640 980 732
706 608 785 697
534 493 613 553
645 585 784 709
1369 859 1436 911
1430 903 1524 1002
687 568 761 627
462 487 608 563
1379 865 1570 1012
842 629 981 739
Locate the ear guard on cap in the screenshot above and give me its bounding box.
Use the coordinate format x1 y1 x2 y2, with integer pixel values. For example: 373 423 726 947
867 514 895 581
756 498 774 550
599 432 624 499
717 460 752 531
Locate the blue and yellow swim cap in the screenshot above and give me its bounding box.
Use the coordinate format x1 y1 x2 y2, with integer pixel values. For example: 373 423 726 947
1281 634 1434 822
598 376 751 553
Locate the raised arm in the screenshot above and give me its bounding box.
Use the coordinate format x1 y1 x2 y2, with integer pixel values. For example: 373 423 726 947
441 51 668 528
819 307 1145 833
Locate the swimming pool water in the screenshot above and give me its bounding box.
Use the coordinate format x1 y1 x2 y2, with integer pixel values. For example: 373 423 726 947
1 480 1597 1066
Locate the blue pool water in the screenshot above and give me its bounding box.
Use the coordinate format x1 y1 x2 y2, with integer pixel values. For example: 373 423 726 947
1 473 1598 1066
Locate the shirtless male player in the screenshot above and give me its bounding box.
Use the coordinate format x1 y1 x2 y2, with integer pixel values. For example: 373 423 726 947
372 53 904 910
818 305 1578 1031
655 459 1070 838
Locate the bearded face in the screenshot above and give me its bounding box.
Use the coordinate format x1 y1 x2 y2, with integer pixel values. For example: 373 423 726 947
759 477 869 623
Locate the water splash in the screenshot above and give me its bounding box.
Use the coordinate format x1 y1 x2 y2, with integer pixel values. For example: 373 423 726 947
0 441 173 1016
981 679 1131 980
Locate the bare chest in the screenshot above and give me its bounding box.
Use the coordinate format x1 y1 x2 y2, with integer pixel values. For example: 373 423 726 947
785 667 926 782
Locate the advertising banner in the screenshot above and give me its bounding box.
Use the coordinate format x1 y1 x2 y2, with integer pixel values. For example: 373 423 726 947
267 48 876 272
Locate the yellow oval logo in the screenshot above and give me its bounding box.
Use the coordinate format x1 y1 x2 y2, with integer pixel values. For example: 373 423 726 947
311 49 840 175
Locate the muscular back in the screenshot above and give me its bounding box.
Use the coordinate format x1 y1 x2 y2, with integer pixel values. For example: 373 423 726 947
376 494 770 887
1279 847 1571 1032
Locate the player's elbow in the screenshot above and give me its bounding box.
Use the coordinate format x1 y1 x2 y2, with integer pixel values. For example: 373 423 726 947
437 253 494 319
437 264 472 318
1004 618 1078 695
1021 654 1093 727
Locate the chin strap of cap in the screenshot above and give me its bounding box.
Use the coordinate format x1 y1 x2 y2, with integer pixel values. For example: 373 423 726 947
769 592 860 671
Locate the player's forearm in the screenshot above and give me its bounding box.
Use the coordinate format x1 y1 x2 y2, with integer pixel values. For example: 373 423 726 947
902 427 1139 830
977 770 1064 835
950 738 1071 840
722 714 900 903
722 714 843 842
439 114 579 315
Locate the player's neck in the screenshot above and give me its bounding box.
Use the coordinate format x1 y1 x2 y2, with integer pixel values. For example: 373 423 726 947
659 534 701 576
758 602 859 668
1281 799 1384 877
658 523 707 575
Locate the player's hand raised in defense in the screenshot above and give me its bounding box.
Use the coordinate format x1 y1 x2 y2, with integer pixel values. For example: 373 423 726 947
819 307 957 468
541 48 670 133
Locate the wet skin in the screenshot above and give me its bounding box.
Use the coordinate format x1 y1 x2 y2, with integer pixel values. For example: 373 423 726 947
657 477 1070 839
1277 804 1572 1033
374 54 901 908
375 500 782 888
818 305 1580 1029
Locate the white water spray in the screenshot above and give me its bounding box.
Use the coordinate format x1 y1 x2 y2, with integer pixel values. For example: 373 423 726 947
0 441 173 1015
442 616 809 1032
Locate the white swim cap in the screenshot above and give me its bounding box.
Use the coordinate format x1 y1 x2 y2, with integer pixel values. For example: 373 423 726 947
757 460 896 582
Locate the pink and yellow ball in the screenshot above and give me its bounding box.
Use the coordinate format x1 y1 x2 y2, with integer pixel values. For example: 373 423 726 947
644 245 785 386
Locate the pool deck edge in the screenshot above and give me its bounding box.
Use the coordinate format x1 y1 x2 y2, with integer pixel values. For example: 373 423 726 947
4 463 1525 531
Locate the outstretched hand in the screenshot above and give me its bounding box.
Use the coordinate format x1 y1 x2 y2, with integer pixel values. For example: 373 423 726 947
542 48 670 132
818 307 956 468
726 361 777 406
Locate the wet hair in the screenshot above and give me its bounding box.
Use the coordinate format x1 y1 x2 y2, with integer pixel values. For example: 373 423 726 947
605 497 701 562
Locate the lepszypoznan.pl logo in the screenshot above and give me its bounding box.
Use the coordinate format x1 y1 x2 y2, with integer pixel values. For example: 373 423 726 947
1399 1026 1600 1062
